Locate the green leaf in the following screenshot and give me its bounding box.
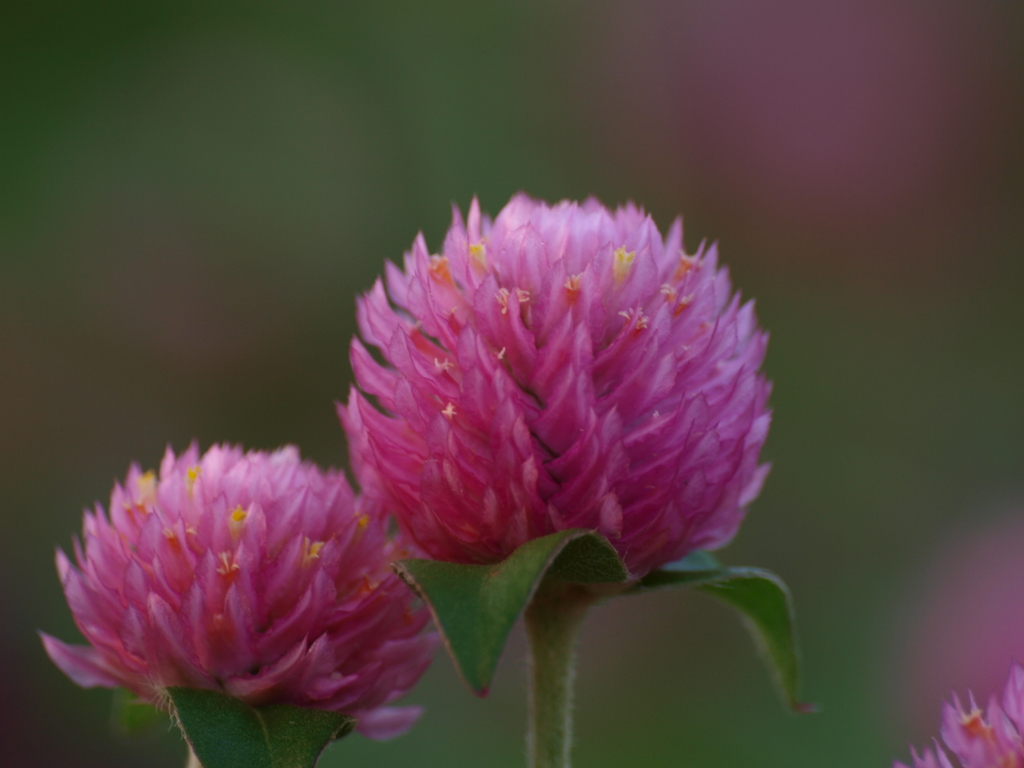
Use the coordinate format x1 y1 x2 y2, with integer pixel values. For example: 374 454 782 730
111 687 168 737
167 687 355 768
394 529 629 696
636 558 812 712
661 549 722 572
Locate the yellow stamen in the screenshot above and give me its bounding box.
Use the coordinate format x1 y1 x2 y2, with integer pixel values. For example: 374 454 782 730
357 514 369 529
469 242 487 271
229 505 247 540
496 347 506 360
660 283 677 303
613 246 635 283
441 402 456 420
516 288 530 304
302 537 325 567
186 465 201 496
434 357 454 373
136 470 158 506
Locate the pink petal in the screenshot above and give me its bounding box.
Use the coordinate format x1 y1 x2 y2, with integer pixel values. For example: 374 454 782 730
39 633 122 689
355 706 424 741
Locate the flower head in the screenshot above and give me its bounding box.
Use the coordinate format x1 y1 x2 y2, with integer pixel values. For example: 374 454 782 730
340 194 771 576
895 662 1024 768
41 444 436 740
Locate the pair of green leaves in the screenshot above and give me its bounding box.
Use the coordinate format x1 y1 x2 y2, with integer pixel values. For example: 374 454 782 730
395 529 811 711
112 688 353 768
168 688 354 768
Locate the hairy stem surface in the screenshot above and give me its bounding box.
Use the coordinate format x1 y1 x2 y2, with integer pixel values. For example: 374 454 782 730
524 581 596 768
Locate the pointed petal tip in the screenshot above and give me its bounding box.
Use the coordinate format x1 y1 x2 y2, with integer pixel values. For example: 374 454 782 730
355 705 424 741
39 632 122 689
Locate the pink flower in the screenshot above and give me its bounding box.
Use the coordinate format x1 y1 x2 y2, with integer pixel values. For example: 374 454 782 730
895 662 1024 768
41 444 436 740
340 194 771 576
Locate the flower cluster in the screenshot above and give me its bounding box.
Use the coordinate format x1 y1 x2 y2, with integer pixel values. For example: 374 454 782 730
896 662 1024 768
41 444 436 739
44 193 779 760
341 194 771 576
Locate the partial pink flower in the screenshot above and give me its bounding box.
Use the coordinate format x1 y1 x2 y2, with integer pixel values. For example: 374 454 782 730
41 444 436 740
895 662 1024 768
340 194 771 576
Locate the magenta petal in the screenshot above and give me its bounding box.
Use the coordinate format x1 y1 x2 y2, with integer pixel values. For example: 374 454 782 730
355 706 423 741
39 633 122 688
222 640 309 705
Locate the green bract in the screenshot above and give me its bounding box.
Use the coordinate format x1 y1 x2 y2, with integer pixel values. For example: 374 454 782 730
167 687 355 768
634 550 810 711
396 531 809 711
394 529 628 695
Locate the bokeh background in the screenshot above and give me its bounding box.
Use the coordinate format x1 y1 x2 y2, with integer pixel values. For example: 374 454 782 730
2 1 1023 765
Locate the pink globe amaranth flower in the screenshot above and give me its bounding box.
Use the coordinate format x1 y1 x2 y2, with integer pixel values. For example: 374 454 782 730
339 194 771 576
895 662 1024 768
40 443 437 740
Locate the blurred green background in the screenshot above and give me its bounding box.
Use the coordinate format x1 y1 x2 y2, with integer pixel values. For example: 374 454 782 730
2 1 1023 765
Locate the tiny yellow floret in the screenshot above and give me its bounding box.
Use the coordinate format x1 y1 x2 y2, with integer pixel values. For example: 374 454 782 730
136 470 158 506
469 242 487 271
185 465 201 496
302 537 325 567
229 506 247 539
613 246 635 283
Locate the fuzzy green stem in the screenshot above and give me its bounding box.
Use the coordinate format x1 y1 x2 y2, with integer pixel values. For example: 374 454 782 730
185 746 202 768
524 581 596 768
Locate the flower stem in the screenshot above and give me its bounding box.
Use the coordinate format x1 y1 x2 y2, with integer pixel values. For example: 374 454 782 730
524 581 596 768
185 745 202 768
